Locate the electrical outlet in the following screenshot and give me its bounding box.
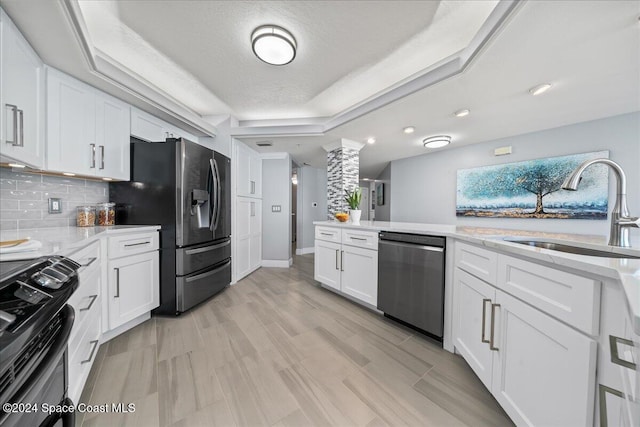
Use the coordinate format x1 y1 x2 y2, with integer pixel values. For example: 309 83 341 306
48 198 62 214
272 205 281 212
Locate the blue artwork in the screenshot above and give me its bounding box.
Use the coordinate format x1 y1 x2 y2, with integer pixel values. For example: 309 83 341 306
456 151 609 219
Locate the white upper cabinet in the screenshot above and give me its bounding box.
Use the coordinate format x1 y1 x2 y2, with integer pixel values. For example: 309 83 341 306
95 92 130 180
0 8 45 168
130 107 198 143
46 68 130 180
235 141 262 198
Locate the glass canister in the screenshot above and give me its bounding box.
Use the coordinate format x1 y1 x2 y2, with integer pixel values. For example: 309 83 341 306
96 202 116 226
76 206 96 227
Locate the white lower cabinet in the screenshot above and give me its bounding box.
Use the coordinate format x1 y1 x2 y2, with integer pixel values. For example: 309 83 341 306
597 281 640 427
453 241 598 426
314 239 341 291
66 241 102 404
314 226 378 307
107 250 159 330
491 290 596 426
341 245 378 306
453 268 495 389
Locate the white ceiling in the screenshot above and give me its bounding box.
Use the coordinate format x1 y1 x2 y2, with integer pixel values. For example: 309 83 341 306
75 0 498 120
0 0 638 179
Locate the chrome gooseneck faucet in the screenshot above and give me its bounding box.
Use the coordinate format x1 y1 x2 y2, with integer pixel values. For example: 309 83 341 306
562 158 639 247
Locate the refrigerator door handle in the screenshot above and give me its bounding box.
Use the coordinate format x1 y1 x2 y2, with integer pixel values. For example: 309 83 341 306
210 158 221 232
209 159 216 231
207 159 215 229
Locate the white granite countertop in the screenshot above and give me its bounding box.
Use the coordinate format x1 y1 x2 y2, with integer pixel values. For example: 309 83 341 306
0 225 160 260
315 220 640 334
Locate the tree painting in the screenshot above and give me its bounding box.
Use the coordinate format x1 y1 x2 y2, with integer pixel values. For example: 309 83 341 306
456 151 609 219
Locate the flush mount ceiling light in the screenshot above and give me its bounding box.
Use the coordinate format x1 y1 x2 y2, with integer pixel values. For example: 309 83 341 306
251 25 297 66
367 137 376 144
403 126 415 134
454 109 470 117
423 135 451 149
528 83 552 96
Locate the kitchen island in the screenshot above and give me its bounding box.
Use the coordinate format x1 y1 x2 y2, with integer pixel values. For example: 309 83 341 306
314 219 640 426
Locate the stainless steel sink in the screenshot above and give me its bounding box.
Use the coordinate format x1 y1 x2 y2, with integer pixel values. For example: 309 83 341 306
503 239 640 259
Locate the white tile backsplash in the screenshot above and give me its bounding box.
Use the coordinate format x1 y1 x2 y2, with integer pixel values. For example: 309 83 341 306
0 167 109 231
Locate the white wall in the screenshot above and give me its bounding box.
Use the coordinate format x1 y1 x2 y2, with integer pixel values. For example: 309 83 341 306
391 112 640 236
297 166 328 252
199 116 232 158
262 155 291 262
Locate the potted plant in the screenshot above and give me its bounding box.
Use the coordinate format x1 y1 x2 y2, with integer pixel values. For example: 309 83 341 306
344 188 362 224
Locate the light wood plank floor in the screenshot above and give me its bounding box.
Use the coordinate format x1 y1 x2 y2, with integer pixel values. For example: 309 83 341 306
77 254 513 427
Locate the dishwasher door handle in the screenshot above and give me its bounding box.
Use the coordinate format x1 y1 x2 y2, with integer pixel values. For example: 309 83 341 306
379 240 444 252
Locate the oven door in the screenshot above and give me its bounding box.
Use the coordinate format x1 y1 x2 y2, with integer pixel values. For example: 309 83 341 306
0 305 75 427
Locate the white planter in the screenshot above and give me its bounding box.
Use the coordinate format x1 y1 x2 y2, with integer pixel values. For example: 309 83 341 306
350 209 362 224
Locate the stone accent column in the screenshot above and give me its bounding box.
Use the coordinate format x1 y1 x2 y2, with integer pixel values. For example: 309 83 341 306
323 139 365 219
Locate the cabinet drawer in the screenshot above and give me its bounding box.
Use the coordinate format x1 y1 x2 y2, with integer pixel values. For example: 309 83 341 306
455 241 498 284
68 264 101 332
342 229 378 250
315 226 341 243
497 254 600 335
68 293 101 363
108 232 159 258
68 306 101 403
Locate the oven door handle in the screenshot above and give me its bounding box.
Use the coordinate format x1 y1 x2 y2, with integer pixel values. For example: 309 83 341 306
0 305 75 423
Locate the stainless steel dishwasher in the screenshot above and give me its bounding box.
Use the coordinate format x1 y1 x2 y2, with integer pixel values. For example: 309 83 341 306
377 232 445 341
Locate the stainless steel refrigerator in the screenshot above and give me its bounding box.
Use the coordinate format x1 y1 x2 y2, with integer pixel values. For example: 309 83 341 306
110 137 231 315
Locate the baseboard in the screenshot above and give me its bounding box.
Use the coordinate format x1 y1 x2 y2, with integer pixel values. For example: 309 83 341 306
101 312 150 343
295 247 315 255
261 259 291 268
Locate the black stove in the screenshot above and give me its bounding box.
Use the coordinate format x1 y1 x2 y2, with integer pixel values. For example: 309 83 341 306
0 255 80 427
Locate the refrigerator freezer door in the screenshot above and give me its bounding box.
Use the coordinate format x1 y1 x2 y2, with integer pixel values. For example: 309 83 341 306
175 238 231 276
176 139 215 247
176 259 231 312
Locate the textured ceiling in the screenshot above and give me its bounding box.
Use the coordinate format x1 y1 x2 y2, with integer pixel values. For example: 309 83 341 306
241 0 640 178
76 0 497 119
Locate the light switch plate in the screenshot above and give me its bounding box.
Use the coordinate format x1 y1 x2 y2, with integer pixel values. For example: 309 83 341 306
48 198 62 214
272 205 282 212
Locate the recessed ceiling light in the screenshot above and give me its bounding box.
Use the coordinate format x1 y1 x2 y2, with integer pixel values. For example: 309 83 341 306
251 25 297 66
423 135 451 149
454 109 470 117
8 163 25 168
367 137 376 144
528 83 552 96
63 172 76 176
403 126 415 134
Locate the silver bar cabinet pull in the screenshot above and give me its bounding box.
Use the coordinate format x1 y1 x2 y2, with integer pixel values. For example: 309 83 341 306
114 267 120 297
17 109 24 147
340 250 344 272
80 295 98 312
599 384 625 427
81 340 99 364
489 303 500 351
5 104 18 145
99 145 105 169
609 335 636 370
335 249 339 270
90 143 96 168
481 299 491 344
